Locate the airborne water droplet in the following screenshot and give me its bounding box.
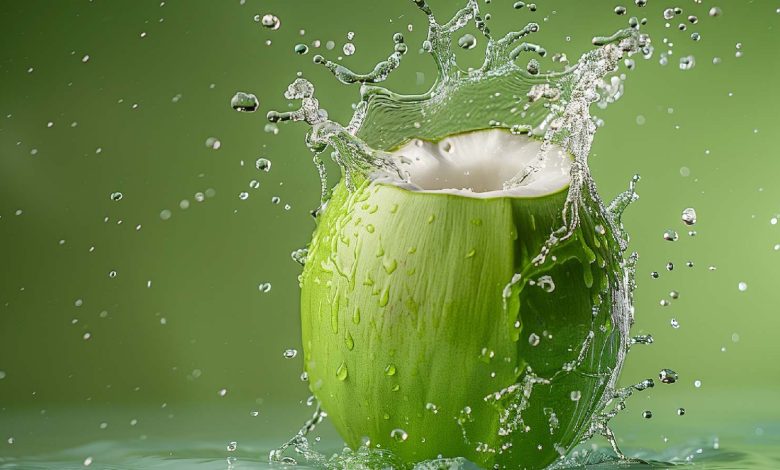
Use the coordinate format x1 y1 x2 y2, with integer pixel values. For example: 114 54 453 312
679 56 695 71
255 158 272 172
663 230 679 241
659 368 678 384
258 13 280 30
681 207 697 225
457 34 477 50
282 349 298 359
231 92 259 112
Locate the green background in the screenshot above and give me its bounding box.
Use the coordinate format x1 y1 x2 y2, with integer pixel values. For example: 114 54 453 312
1 0 778 465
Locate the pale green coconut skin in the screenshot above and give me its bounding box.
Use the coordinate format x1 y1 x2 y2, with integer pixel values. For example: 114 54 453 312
300 177 624 469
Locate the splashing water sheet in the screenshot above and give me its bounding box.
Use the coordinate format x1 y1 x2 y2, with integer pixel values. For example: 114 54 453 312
1 1 780 470
265 1 655 468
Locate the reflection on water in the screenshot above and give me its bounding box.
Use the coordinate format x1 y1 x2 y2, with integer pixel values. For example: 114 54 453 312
1 404 777 469
1 438 778 469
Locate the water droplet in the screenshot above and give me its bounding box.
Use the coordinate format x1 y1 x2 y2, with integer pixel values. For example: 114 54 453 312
669 290 679 299
231 92 259 112
385 364 397 376
614 6 627 15
83 456 93 467
108 270 117 278
666 262 674 271
635 0 647 6
425 402 439 414
677 407 686 416
227 441 237 452
457 34 477 50
282 349 297 359
110 192 123 201
257 13 280 30
679 55 695 70
390 428 408 442
663 230 679 241
663 8 675 20
205 137 221 150
0 371 5 380
671 318 680 328
218 388 228 397
631 334 654 345
249 180 260 189
255 158 272 172
642 410 653 419
570 390 581 401
694 380 702 388
738 282 747 292
258 282 272 293
239 191 249 200
343 43 356 56
708 7 722 17
344 332 354 350
294 44 309 55
291 248 308 266
681 207 697 225
336 362 348 381
528 333 540 346
651 271 659 279
659 368 678 384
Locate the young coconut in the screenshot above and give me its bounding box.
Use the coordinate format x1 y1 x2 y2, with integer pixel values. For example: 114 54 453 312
300 129 627 469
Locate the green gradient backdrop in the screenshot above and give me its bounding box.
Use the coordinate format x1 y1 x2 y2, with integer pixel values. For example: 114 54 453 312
1 0 779 459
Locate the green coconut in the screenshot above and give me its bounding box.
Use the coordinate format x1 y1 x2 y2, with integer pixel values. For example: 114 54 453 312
300 129 625 469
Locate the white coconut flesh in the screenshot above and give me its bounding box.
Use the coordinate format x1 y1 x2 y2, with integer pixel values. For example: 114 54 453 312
374 128 571 198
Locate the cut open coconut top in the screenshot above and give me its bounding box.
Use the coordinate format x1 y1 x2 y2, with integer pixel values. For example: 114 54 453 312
374 129 571 199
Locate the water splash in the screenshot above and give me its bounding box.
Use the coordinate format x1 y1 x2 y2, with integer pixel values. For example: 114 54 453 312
265 0 656 467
